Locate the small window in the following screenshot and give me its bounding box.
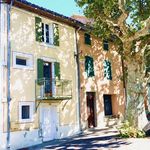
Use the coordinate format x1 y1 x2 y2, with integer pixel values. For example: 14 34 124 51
22 105 30 119
16 57 27 66
84 33 91 45
103 40 109 51
13 52 33 69
19 102 34 123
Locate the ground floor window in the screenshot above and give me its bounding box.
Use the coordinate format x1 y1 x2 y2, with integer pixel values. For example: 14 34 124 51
19 101 34 123
103 95 113 116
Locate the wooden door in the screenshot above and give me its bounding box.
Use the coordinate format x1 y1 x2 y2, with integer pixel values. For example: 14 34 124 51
86 92 96 128
40 106 57 141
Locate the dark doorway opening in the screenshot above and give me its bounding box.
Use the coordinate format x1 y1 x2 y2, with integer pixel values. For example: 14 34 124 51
43 62 52 95
103 95 112 116
86 92 96 128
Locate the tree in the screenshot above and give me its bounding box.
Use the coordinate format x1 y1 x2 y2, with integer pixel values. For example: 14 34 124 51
75 0 150 129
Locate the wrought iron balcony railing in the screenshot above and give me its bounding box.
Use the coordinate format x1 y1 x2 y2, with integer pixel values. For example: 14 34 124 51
35 78 72 100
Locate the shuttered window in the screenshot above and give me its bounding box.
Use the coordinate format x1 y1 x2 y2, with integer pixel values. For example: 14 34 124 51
103 40 109 51
35 17 43 42
53 23 59 46
85 56 94 77
84 33 91 45
35 17 59 46
104 60 112 80
54 62 60 79
37 59 44 84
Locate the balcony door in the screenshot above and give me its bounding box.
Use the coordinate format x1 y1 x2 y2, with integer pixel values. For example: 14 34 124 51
44 62 52 95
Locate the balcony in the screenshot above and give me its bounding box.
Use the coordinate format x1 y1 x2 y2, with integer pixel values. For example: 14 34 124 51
35 78 72 100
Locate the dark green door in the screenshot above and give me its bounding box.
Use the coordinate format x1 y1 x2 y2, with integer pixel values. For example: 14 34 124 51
103 95 112 116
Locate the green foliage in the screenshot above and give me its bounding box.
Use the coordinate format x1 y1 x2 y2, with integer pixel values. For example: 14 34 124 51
118 121 146 138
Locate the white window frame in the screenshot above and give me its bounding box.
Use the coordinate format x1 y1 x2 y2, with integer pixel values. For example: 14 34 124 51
13 51 33 69
42 23 54 45
19 101 34 123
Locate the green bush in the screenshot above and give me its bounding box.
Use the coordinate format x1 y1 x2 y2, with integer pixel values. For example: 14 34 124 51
118 121 145 138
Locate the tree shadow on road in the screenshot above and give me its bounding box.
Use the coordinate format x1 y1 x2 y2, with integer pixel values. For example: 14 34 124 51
44 135 131 150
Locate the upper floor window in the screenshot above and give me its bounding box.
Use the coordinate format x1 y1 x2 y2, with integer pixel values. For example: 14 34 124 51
103 60 112 80
13 52 33 70
35 17 59 46
103 40 109 51
85 56 94 77
84 33 91 45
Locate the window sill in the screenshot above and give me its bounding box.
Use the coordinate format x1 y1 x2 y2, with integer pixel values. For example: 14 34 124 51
19 119 34 123
40 42 57 48
13 65 34 70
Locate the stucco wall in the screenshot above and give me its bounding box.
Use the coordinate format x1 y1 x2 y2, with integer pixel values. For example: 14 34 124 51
78 31 125 128
2 7 78 132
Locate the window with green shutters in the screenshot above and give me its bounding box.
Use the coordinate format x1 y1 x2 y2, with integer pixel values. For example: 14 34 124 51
103 60 112 80
84 33 91 45
35 17 59 46
103 40 109 51
85 56 94 77
54 62 60 79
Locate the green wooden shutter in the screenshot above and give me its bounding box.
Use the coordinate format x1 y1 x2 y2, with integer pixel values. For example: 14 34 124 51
84 33 91 45
104 60 112 80
37 59 44 84
54 62 60 79
35 17 43 42
85 56 94 77
53 23 59 46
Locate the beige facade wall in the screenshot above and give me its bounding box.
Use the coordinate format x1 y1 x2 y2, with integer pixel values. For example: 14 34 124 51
3 7 78 132
78 31 125 128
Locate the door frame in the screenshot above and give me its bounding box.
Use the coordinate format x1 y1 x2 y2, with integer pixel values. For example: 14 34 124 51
86 92 96 128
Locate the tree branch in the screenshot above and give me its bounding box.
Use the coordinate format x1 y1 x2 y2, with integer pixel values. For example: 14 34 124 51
128 18 150 42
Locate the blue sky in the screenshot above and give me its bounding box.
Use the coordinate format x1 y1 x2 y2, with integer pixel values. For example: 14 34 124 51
27 0 83 17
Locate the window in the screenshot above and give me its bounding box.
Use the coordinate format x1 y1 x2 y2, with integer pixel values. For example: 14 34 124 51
35 17 59 46
13 52 33 69
103 40 109 51
85 56 94 77
16 58 27 66
42 23 53 45
104 60 112 80
84 33 91 45
19 102 34 123
103 95 112 116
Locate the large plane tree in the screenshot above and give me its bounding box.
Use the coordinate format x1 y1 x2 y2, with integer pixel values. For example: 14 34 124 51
75 0 150 128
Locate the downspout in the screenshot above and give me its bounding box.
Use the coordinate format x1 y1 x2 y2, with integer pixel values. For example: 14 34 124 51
75 27 82 132
6 0 14 149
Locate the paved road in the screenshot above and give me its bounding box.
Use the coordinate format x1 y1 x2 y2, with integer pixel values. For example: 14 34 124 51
21 127 150 150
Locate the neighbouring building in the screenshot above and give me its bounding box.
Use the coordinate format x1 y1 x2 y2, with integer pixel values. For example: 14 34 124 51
72 15 126 130
0 0 82 149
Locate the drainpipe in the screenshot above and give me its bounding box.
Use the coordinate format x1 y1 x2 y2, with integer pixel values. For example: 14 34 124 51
75 27 82 132
6 0 14 149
